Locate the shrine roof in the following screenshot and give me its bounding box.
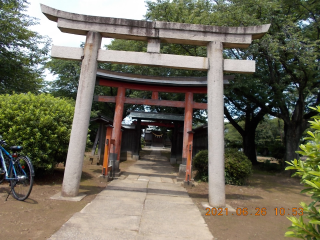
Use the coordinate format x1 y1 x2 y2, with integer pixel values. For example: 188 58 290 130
127 111 184 122
90 114 113 123
97 69 233 86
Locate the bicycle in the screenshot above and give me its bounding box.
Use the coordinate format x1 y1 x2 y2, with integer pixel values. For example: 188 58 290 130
0 137 34 201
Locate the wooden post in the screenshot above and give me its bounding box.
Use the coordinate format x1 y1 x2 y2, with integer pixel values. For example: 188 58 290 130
98 123 106 165
110 87 125 176
117 129 123 161
179 92 193 179
185 131 194 182
152 91 159 99
102 125 113 177
91 127 100 156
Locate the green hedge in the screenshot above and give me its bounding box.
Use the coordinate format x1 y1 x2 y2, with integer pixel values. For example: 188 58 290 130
0 93 75 171
224 149 252 185
193 149 252 185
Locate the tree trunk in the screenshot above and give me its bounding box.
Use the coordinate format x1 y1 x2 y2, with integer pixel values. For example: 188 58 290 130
284 122 306 162
243 128 258 165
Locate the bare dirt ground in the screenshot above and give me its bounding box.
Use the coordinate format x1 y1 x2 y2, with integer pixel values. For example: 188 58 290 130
0 150 308 240
0 154 135 240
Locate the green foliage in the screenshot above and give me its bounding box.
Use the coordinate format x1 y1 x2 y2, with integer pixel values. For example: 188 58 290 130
141 137 145 148
285 106 320 239
0 93 75 171
0 0 50 93
45 59 81 99
193 150 209 182
224 122 243 149
193 149 252 185
225 149 252 185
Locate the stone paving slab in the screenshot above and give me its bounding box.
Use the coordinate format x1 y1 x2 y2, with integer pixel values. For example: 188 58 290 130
161 177 174 183
49 148 214 240
145 194 194 204
65 212 140 231
138 176 150 181
98 188 147 200
50 227 138 240
148 176 162 182
81 196 144 215
126 174 139 180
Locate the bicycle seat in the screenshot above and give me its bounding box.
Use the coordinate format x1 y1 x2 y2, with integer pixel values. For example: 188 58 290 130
10 146 23 151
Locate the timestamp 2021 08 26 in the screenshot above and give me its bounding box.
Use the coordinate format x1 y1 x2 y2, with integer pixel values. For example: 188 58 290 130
205 207 304 216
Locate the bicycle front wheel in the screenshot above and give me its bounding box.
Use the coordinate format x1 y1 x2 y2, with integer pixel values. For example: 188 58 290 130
10 156 34 201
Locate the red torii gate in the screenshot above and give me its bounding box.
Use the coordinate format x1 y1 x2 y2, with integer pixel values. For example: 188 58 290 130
95 69 226 182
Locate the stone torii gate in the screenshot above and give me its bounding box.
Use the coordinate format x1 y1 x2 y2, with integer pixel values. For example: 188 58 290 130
41 4 269 207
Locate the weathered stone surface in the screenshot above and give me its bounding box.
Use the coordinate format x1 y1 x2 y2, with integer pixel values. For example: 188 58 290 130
61 31 101 197
52 46 256 72
41 4 269 47
80 196 144 215
207 41 225 207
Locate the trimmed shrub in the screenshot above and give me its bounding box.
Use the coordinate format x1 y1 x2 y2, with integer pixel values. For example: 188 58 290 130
224 149 252 185
193 150 209 182
193 149 252 185
0 93 75 171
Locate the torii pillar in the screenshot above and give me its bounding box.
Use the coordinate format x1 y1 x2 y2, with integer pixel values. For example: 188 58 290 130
207 42 225 207
61 32 102 197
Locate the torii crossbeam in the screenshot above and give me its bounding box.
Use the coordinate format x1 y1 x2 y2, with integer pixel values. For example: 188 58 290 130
41 4 270 207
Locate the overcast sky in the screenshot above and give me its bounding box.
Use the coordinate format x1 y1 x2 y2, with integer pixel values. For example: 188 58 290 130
27 0 150 48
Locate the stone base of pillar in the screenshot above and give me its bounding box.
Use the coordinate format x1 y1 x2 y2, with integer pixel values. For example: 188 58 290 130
183 180 195 189
99 174 112 182
132 154 139 160
109 153 121 178
113 159 121 177
177 163 186 182
170 158 177 164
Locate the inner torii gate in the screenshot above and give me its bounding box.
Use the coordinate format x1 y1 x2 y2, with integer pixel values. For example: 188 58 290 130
95 69 216 181
41 4 270 207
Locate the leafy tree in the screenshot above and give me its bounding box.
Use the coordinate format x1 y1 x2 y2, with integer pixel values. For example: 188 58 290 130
45 59 81 99
213 0 320 163
0 93 75 171
285 106 320 239
224 122 242 149
225 117 285 162
0 0 50 93
146 0 320 164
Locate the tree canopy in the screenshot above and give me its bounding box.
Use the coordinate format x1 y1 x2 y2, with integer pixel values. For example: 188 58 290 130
0 0 50 94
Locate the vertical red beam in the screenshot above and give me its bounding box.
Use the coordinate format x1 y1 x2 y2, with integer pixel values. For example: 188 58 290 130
110 87 125 174
185 131 194 182
102 126 113 176
182 92 193 162
117 129 123 161
152 92 159 100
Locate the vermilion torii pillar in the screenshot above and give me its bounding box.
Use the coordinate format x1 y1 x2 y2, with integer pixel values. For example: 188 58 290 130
109 87 125 176
41 4 270 207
